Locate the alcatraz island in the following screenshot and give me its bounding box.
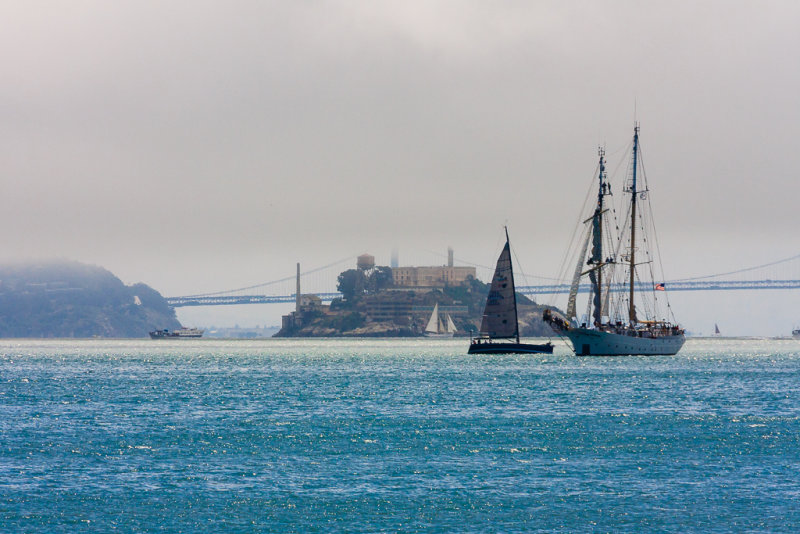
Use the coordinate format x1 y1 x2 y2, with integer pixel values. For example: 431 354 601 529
275 250 553 338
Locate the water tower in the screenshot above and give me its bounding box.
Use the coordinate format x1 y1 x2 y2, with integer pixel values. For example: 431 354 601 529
357 254 375 271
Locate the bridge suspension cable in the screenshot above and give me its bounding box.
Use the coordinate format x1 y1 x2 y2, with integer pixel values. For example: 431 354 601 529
671 252 800 282
176 255 357 299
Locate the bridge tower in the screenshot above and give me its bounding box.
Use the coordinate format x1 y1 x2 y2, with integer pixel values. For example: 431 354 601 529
296 262 301 313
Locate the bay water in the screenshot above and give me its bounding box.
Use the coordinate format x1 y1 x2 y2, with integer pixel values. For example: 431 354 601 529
2 338 799 532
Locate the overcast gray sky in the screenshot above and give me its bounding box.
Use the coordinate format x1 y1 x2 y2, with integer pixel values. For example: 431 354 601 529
2 1 799 334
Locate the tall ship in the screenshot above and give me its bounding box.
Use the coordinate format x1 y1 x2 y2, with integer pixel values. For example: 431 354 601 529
424 303 458 338
469 228 553 354
149 327 204 339
544 124 684 355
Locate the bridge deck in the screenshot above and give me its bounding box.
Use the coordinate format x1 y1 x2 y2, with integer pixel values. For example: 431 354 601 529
166 280 800 307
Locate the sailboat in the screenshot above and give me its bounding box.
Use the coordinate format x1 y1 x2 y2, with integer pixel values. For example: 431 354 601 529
544 124 685 356
468 228 554 354
714 324 721 336
424 303 458 338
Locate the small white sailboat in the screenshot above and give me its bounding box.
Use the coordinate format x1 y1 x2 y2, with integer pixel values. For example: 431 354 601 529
424 303 457 338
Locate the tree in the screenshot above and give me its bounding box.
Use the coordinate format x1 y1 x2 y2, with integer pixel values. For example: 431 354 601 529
366 266 393 293
337 269 366 302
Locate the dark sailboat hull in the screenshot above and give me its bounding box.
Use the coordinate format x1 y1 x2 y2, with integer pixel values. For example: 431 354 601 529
468 341 554 354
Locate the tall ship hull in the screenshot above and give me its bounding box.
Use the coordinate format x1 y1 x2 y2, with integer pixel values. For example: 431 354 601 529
564 328 684 356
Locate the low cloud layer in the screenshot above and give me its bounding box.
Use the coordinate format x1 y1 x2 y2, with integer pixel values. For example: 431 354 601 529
1 1 798 333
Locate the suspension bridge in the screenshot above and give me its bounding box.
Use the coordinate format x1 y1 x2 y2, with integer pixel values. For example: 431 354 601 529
165 252 800 308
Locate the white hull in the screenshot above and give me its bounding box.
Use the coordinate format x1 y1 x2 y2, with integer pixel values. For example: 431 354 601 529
425 332 455 338
564 328 685 356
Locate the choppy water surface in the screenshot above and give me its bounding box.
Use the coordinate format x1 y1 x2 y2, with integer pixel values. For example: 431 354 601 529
2 337 799 532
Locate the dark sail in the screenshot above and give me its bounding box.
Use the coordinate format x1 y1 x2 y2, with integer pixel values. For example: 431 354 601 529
470 229 553 355
479 240 518 340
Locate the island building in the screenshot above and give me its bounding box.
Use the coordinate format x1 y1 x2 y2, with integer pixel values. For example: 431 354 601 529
391 248 475 289
367 247 472 325
362 297 467 323
279 250 474 335
356 249 475 289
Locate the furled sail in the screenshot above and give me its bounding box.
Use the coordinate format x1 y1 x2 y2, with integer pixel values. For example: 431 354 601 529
566 231 591 320
479 240 518 339
589 210 603 326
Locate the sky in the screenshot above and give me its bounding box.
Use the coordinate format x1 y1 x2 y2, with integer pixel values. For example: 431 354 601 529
1 1 799 335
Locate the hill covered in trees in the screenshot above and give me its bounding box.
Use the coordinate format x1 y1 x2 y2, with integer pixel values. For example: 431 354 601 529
0 261 180 338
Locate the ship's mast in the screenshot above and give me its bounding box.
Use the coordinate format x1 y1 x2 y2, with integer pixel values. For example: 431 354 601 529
296 262 301 313
505 226 520 344
590 148 607 327
628 124 640 325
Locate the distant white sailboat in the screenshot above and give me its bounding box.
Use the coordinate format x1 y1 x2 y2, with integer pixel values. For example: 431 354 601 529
424 303 457 338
